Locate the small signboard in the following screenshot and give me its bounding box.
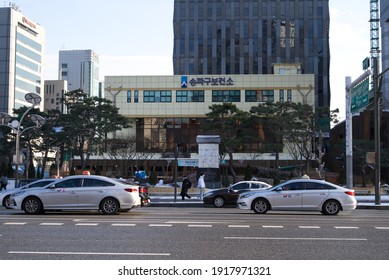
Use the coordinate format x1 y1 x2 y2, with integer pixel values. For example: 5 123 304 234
351 78 370 114
363 57 370 70
178 159 198 167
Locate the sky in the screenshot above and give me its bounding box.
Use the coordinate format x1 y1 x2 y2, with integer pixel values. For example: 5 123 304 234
6 0 372 121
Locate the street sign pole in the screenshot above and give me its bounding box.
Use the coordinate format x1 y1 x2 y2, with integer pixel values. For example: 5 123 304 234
345 77 353 189
345 71 371 189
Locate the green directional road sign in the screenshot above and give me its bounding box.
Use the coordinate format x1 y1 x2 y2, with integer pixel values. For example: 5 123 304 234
351 77 370 114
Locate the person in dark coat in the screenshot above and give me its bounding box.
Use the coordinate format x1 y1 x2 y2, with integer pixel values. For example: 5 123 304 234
0 173 8 191
180 175 192 200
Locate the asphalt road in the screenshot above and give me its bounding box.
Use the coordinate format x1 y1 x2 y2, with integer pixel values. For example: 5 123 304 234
0 207 388 260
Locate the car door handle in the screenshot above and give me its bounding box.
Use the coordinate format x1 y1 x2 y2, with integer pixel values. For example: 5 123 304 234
97 190 104 193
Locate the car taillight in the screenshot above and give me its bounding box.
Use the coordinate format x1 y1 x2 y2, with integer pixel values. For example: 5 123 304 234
139 187 147 193
125 188 138 193
345 191 355 196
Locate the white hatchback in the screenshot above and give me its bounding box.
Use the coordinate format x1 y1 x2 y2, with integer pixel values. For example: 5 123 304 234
9 175 142 215
237 179 357 215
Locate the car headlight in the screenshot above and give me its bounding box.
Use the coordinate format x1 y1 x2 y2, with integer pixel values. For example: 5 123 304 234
239 192 255 199
12 191 26 197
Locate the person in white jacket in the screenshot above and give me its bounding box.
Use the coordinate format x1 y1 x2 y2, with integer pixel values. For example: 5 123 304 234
197 173 206 199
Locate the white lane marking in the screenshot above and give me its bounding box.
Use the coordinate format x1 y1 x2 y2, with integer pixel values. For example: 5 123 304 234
334 226 359 229
188 224 212 228
75 223 98 226
111 224 136 227
40 223 64 226
224 237 368 241
8 251 170 256
149 224 173 227
3 222 26 225
375 227 389 230
262 225 284 228
298 226 321 229
228 225 250 228
168 221 225 224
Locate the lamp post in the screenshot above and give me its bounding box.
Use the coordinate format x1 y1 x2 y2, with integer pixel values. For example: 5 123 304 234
0 93 45 188
107 84 122 139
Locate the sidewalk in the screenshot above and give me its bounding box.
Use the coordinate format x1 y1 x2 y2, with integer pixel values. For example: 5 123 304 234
149 188 389 209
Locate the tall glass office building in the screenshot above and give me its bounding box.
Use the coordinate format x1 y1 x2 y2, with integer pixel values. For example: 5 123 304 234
173 0 330 108
381 0 389 111
58 50 100 98
0 5 45 114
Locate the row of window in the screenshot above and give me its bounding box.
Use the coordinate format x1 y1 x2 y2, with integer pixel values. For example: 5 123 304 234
126 89 293 103
16 32 42 52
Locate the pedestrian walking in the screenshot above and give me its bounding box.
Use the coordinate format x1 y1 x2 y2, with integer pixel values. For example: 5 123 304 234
197 173 206 199
0 173 8 191
180 175 192 200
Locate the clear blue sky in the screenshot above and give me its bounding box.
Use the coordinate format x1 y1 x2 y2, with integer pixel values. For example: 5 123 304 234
7 0 372 120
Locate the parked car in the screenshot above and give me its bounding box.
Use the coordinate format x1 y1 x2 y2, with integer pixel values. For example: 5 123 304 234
237 179 357 215
203 180 272 208
9 175 142 215
0 178 57 209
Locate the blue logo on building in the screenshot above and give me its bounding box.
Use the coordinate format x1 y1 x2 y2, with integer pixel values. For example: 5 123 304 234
181 76 188 88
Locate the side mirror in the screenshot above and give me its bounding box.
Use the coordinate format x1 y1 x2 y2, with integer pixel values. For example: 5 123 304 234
275 187 283 192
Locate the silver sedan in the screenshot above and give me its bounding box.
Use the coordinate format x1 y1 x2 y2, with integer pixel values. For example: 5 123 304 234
237 179 357 215
0 178 57 209
9 175 142 215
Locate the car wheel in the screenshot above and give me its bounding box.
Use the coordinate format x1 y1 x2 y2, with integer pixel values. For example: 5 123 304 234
3 195 12 209
101 198 119 215
322 200 341 215
23 197 43 215
213 196 225 208
252 198 269 214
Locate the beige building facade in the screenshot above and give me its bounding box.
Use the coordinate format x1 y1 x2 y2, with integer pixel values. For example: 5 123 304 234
104 65 315 162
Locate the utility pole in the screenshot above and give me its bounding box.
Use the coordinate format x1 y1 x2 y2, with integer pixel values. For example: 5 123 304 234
370 0 381 205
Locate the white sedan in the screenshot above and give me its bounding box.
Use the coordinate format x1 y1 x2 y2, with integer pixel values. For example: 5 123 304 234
0 178 57 209
237 179 357 215
9 175 142 215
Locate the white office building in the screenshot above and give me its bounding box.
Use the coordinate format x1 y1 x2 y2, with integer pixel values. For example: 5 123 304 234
0 5 45 114
58 50 100 98
43 80 68 113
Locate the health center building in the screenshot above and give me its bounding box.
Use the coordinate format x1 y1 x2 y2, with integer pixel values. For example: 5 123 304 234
102 64 314 166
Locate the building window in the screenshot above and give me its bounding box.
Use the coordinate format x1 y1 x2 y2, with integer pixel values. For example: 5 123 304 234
62 71 68 76
144 90 172 103
134 90 139 103
279 90 284 102
61 63 68 68
287 89 292 102
127 90 131 103
245 90 274 102
137 117 202 153
212 90 240 102
176 90 204 102
263 90 274 102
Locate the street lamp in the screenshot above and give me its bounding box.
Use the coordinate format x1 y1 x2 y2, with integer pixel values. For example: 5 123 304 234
107 84 122 138
0 93 45 188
